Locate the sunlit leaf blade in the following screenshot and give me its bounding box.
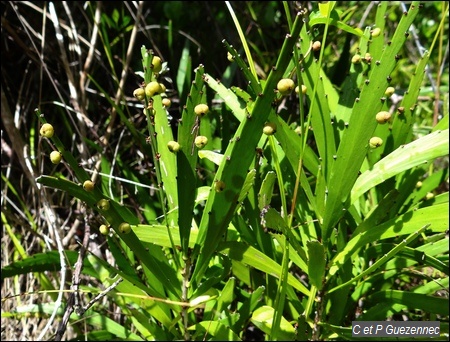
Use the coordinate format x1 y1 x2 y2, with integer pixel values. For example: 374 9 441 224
191 14 305 285
35 175 182 297
218 241 310 296
328 202 448 278
258 171 276 210
176 65 206 253
198 150 224 165
251 306 296 341
329 224 429 293
322 2 422 242
133 224 196 248
351 129 449 204
188 320 241 341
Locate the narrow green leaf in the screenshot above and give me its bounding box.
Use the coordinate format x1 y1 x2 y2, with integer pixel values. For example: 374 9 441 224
216 277 236 316
176 40 192 98
307 240 326 290
328 203 448 278
251 306 296 341
198 150 224 165
202 75 247 122
351 129 449 204
368 290 449 316
188 320 241 341
329 224 429 293
322 2 421 242
1 251 96 280
133 224 196 248
35 175 182 297
218 241 310 296
238 169 256 203
191 14 305 285
153 94 178 226
258 171 277 210
176 66 206 253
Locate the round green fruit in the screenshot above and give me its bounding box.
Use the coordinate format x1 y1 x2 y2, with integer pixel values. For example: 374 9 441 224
83 180 95 192
152 56 162 74
263 122 277 136
371 27 381 38
375 111 392 124
384 87 395 97
118 222 132 234
145 81 162 98
167 140 181 152
194 104 209 117
277 78 295 96
97 199 110 211
133 88 145 101
99 224 110 235
50 151 62 164
40 123 54 138
312 41 321 51
369 137 383 148
159 83 166 93
215 180 226 192
194 136 208 149
351 54 362 64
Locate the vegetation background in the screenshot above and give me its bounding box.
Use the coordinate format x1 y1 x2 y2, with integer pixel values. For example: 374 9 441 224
1 1 448 341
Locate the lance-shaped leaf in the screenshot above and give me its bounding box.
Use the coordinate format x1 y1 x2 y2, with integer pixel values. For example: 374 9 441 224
321 2 421 242
351 129 449 204
190 13 305 285
307 240 326 290
176 65 206 254
35 175 181 298
327 202 448 279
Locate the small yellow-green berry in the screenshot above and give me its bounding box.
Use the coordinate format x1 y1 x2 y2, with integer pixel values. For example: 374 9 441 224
371 27 381 38
167 140 181 152
351 54 362 64
133 88 145 101
99 224 110 235
385 87 395 97
159 83 166 93
194 136 208 149
40 123 54 138
50 151 62 164
312 41 321 51
375 111 392 124
118 222 132 234
83 180 95 192
97 199 110 211
194 104 209 117
425 192 434 200
415 181 423 188
214 180 226 192
145 81 162 98
295 84 307 95
263 122 277 135
364 52 372 64
152 56 162 74
369 137 383 148
162 98 171 107
397 106 405 115
227 51 235 62
277 78 295 96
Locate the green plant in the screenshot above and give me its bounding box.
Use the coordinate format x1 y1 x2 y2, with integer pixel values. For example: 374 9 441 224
1 1 448 341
